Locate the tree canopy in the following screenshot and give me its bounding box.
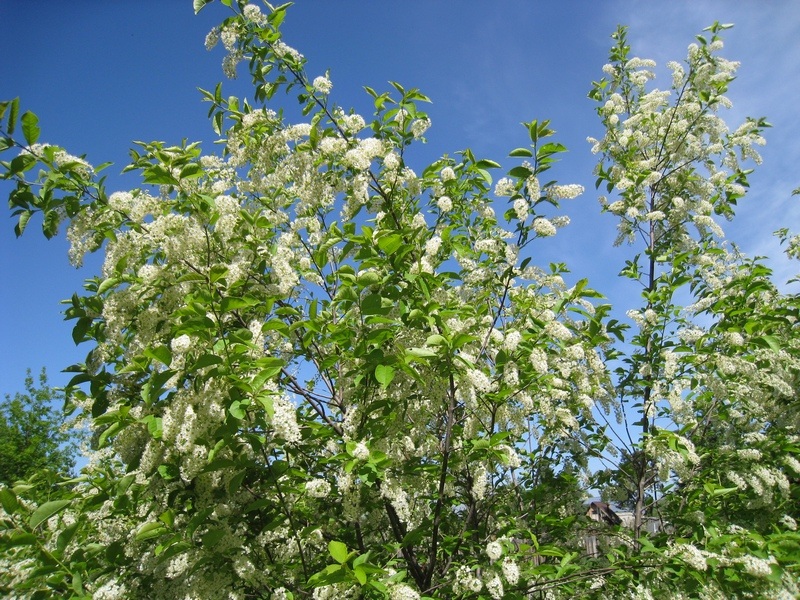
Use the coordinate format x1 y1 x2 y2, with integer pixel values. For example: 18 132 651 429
0 2 798 599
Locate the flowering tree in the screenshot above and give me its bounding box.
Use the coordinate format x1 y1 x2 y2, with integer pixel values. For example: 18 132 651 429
1 2 798 598
587 24 800 596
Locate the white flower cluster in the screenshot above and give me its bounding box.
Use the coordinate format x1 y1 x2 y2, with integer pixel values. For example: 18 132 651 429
527 175 540 199
312 582 359 600
547 183 584 200
501 557 519 585
513 198 528 221
740 554 774 578
242 4 266 24
344 137 385 170
466 368 494 394
380 474 412 525
337 111 366 135
205 27 220 50
352 441 370 461
486 540 503 561
471 463 488 500
533 217 557 237
305 478 331 498
18 141 92 177
410 118 431 138
485 573 504 599
504 330 522 352
170 334 192 355
544 320 572 340
780 515 798 531
388 583 420 600
272 395 302 445
312 75 332 95
273 40 304 62
440 166 456 181
453 566 483 594
494 177 516 197
669 542 708 571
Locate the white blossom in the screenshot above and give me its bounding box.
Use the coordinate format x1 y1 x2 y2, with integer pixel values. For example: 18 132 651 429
437 195 453 212
486 573 504 599
533 217 557 237
501 558 519 585
312 76 333 95
440 166 456 181
494 177 516 197
305 478 331 498
485 540 503 562
352 441 370 461
410 118 431 138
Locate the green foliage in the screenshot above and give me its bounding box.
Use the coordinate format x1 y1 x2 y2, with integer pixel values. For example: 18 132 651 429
0 369 79 485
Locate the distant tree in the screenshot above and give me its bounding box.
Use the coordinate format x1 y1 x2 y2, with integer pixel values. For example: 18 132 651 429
0 369 78 485
594 449 657 512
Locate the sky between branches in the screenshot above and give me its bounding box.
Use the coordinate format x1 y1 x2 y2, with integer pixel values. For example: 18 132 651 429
1 1 799 398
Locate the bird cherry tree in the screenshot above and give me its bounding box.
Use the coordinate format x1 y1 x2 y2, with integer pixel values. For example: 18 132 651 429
0 2 797 599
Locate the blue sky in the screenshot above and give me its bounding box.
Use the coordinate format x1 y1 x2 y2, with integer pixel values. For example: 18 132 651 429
1 1 799 398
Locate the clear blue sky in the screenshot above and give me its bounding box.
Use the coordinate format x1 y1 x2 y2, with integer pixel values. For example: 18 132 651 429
1 1 799 398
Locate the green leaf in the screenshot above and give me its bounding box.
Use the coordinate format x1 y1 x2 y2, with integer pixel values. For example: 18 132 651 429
9 153 37 175
71 570 84 595
179 163 202 179
221 296 260 312
475 159 501 169
329 540 349 564
97 277 120 295
56 522 80 554
229 400 247 420
194 353 223 369
228 470 247 495
30 499 71 528
425 334 447 347
6 532 37 547
144 345 172 366
257 394 274 418
354 565 367 585
158 463 179 480
508 165 532 179
7 97 19 134
98 421 123 448
136 521 168 541
405 347 437 359
374 364 395 388
193 0 214 14
14 210 33 237
377 233 404 255
308 563 346 587
142 165 177 185
361 293 389 316
757 335 781 352
145 415 163 438
0 488 19 514
21 111 39 145
509 147 533 158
